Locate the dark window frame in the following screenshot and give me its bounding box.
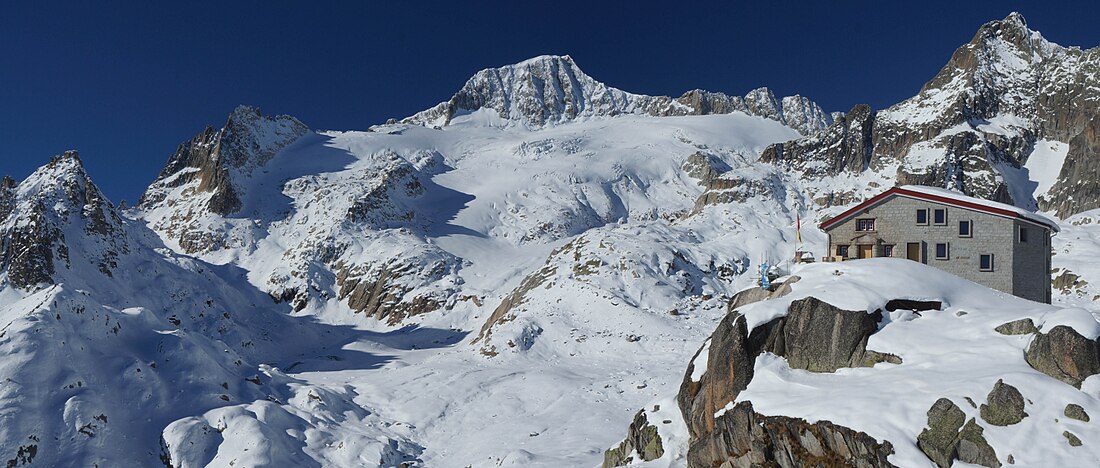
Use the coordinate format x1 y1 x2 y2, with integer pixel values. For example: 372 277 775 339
933 208 947 225
935 242 949 260
837 245 850 257
856 218 876 232
1019 226 1028 243
882 244 895 257
958 220 972 237
980 254 994 271
916 209 928 225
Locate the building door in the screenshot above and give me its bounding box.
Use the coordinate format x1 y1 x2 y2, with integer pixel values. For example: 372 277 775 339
858 244 873 259
906 242 922 262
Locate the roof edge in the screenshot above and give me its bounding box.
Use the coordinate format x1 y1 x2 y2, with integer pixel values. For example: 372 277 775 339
819 187 1060 232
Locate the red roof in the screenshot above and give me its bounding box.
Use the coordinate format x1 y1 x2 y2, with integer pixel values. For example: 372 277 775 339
819 186 1060 232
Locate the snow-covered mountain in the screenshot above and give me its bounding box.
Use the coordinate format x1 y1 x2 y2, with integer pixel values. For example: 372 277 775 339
404 55 833 135
1 11 1099 468
761 13 1100 218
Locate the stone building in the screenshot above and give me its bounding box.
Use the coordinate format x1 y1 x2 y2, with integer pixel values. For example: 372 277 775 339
819 185 1058 303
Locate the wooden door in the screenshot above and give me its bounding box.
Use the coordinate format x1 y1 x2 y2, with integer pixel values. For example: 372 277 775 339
906 242 921 262
858 244 873 259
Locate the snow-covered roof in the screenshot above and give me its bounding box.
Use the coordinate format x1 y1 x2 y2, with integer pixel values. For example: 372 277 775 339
820 185 1060 232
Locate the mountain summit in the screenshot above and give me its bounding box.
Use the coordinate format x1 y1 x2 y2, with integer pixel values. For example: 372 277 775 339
760 12 1100 217
404 54 833 135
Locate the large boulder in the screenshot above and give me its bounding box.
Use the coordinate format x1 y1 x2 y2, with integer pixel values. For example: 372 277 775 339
979 380 1028 426
686 401 896 468
917 398 1001 468
678 296 895 466
770 297 888 372
917 398 967 468
995 318 1039 335
1025 325 1100 387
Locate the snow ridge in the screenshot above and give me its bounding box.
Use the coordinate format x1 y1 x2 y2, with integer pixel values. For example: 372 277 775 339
403 55 834 135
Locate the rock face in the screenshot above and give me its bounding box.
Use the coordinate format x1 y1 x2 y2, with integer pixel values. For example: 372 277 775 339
602 410 664 468
1025 325 1100 387
139 105 309 220
758 13 1100 217
917 398 1001 468
677 296 896 467
403 55 833 135
0 151 129 289
686 400 896 468
138 109 460 325
979 380 1028 426
768 297 888 372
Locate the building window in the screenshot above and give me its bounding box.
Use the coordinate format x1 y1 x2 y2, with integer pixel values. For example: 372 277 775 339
933 208 947 225
1019 226 1028 243
980 254 994 271
882 244 894 257
857 218 875 232
837 245 849 257
958 220 972 237
935 242 949 260
916 209 928 225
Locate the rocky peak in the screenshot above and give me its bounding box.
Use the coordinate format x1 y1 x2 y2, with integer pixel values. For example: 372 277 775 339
139 106 309 216
1 151 128 289
404 55 834 134
758 13 1100 217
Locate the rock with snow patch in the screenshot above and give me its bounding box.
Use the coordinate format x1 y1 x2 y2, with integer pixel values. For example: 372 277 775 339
1025 325 1100 387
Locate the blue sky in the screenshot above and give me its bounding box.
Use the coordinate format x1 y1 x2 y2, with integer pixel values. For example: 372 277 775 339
2 1 1098 202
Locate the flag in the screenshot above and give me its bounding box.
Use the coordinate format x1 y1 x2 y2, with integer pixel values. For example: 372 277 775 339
796 213 802 244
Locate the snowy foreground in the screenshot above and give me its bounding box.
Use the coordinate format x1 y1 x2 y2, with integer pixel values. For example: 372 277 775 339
730 259 1099 466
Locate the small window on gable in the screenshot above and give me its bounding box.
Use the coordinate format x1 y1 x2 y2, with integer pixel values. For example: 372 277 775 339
837 245 850 257
857 218 875 232
933 208 947 225
959 220 972 237
1019 226 1028 243
935 242 949 260
916 209 928 225
980 254 994 271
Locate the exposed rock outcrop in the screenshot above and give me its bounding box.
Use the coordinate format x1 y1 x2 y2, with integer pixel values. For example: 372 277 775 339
758 13 1100 216
1 151 129 289
677 296 896 466
1025 325 1100 387
602 410 664 468
139 106 309 219
686 400 896 468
